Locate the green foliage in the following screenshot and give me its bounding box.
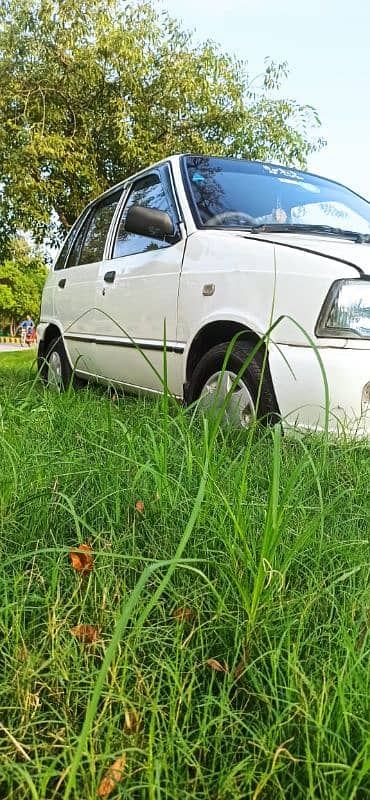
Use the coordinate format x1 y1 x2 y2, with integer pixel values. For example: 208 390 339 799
0 237 48 330
0 0 324 250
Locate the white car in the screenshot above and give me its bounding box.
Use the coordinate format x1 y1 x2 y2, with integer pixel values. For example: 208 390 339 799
38 155 370 436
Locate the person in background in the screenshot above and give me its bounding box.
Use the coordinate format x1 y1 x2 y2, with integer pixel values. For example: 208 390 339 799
18 315 35 347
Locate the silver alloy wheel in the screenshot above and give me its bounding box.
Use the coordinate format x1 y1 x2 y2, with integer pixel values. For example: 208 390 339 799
199 369 255 428
47 349 63 389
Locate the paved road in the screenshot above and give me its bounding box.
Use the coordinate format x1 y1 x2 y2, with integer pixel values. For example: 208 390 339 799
0 343 36 352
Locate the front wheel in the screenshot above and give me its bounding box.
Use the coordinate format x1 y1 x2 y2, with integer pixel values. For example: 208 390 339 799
187 341 279 428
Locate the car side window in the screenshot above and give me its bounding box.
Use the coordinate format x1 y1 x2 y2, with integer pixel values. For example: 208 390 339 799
66 191 121 268
65 214 91 269
112 174 173 259
54 234 73 271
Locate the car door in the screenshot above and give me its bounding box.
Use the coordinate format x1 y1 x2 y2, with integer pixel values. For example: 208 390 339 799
52 190 122 374
93 166 186 395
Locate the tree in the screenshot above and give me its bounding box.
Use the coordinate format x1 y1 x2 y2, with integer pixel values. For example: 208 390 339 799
0 0 324 252
0 237 48 333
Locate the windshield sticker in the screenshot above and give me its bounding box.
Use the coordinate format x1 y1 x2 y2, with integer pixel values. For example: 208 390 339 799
192 172 205 182
262 164 303 180
278 178 320 193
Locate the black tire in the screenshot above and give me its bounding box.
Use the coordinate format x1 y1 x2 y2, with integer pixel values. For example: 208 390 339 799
39 336 84 390
187 341 279 425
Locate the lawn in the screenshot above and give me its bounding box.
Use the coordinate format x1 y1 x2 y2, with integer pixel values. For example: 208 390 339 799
0 350 369 799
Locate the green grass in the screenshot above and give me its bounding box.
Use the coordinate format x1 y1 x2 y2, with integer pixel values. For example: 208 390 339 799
0 350 369 799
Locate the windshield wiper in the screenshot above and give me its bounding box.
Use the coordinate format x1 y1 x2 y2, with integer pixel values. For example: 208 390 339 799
250 223 370 243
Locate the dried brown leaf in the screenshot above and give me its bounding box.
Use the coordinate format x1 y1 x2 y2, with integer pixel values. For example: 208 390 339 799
172 607 195 623
123 709 139 734
70 624 98 644
135 500 145 514
206 658 229 673
97 754 126 797
69 543 93 574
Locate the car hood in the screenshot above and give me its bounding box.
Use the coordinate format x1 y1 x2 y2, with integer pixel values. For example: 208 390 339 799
236 231 370 276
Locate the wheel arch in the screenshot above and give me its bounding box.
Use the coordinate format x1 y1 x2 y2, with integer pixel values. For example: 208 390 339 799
37 323 68 376
184 320 279 411
186 320 265 381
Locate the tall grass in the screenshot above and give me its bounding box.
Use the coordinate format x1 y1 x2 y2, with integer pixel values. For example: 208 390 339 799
0 350 369 799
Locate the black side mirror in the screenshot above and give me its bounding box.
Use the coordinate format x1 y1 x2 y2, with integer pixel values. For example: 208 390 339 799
125 205 177 241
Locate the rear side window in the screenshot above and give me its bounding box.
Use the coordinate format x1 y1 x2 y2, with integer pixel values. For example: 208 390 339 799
65 216 90 269
54 234 74 271
65 190 122 268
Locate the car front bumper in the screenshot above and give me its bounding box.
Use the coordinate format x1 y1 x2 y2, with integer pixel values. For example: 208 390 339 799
269 343 370 438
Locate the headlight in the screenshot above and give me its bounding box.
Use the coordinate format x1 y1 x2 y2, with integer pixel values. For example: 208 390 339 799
316 279 370 339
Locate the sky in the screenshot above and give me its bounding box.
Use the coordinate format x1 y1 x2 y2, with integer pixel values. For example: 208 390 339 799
159 0 370 199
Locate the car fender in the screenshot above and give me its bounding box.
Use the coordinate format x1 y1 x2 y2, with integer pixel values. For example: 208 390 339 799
37 317 74 368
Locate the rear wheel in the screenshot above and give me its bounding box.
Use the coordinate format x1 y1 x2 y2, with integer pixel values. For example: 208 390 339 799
39 336 84 391
187 341 278 428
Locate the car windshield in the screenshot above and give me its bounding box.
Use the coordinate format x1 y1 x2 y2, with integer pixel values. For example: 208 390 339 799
184 156 370 236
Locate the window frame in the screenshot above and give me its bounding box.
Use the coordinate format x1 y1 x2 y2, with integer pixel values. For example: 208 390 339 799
70 188 124 268
53 207 90 271
108 164 182 261
53 160 184 271
53 187 125 271
64 207 95 269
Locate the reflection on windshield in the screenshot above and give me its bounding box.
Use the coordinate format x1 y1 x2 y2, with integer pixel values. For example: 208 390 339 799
184 156 370 235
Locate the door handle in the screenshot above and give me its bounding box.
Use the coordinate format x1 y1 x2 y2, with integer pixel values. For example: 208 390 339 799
104 270 116 283
58 278 66 288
